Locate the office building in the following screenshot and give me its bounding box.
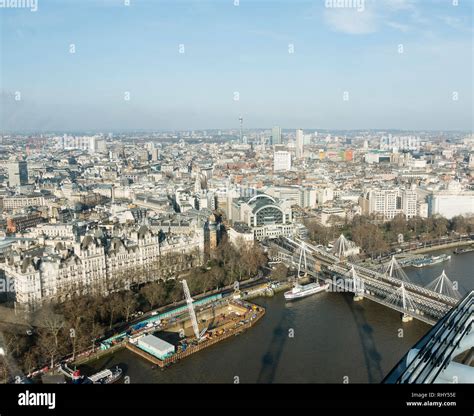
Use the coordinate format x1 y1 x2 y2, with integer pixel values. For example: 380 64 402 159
360 188 418 220
271 126 282 145
296 129 304 159
8 161 28 187
273 151 291 172
428 191 474 219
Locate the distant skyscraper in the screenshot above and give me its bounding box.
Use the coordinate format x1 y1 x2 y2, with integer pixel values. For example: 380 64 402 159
271 126 282 145
8 160 28 187
296 128 304 159
273 150 291 172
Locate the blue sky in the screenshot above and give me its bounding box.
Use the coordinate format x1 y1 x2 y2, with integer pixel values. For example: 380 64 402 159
0 0 472 131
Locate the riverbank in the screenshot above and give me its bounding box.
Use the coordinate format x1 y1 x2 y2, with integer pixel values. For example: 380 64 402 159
410 240 473 255
126 300 265 368
75 252 474 383
75 297 265 371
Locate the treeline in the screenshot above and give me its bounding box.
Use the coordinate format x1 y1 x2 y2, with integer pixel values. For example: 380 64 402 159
0 239 266 380
306 214 474 257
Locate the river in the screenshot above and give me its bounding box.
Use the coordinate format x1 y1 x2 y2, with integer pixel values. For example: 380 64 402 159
84 250 473 383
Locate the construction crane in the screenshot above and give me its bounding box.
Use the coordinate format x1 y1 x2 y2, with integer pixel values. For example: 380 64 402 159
181 279 201 341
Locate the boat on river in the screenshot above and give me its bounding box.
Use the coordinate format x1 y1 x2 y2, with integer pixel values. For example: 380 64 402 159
412 254 451 268
284 282 329 300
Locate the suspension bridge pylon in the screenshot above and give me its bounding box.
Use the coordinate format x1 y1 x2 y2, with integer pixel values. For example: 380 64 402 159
384 281 419 323
425 270 461 300
332 234 360 260
297 241 308 279
384 255 411 284
346 265 364 301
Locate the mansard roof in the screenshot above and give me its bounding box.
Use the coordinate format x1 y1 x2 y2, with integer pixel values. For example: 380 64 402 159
137 224 150 239
80 235 102 250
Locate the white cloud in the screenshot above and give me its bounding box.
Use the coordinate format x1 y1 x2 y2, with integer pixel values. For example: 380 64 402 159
321 0 436 35
381 0 417 12
324 7 378 35
386 21 411 32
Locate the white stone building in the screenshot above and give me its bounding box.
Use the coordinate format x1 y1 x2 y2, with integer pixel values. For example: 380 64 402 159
3 225 204 308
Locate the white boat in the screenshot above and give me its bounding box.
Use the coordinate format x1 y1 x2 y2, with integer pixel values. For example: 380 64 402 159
412 254 451 268
284 282 329 300
86 366 123 384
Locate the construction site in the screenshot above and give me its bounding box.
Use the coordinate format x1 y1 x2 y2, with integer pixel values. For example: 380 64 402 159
98 280 265 368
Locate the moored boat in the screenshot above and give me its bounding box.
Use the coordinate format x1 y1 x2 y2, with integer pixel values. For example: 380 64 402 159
412 254 451 268
453 247 474 255
85 366 123 384
284 282 329 300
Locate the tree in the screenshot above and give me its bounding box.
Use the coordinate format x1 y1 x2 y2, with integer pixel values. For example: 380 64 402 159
99 293 123 330
37 306 65 349
240 243 266 279
0 356 9 383
271 263 288 281
450 215 471 234
209 266 226 290
215 239 237 269
352 222 388 257
80 295 105 345
23 347 39 375
304 219 333 246
432 216 448 238
389 214 408 240
140 282 166 310
2 331 29 359
121 291 139 322
37 330 60 369
408 216 425 238
166 280 184 304
62 297 90 360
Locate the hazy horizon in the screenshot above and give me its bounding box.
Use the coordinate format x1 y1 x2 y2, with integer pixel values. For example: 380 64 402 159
1 0 473 132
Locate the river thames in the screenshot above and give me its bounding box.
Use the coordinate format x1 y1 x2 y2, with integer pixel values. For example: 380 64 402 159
86 249 473 383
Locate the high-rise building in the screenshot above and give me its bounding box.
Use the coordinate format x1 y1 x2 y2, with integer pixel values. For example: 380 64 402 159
271 126 282 145
239 116 244 143
296 128 304 159
359 187 417 220
273 151 291 172
8 160 28 187
469 154 474 169
402 189 417 218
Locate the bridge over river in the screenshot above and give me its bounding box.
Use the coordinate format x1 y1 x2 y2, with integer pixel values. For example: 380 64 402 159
268 235 461 326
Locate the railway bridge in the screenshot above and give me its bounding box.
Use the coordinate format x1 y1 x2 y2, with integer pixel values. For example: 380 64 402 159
268 235 461 326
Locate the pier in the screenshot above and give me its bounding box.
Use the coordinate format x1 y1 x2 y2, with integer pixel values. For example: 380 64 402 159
121 298 265 368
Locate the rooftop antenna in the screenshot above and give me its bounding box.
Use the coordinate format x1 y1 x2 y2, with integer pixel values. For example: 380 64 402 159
239 116 243 143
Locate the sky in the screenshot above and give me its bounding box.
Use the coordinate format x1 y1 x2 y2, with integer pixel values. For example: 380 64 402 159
0 0 473 132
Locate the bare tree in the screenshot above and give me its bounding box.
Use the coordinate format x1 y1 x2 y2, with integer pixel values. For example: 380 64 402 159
140 282 166 310
37 330 60 370
37 306 65 349
121 291 138 322
271 263 288 281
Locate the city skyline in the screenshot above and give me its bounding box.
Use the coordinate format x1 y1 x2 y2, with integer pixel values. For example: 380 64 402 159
1 0 474 405
1 0 473 132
